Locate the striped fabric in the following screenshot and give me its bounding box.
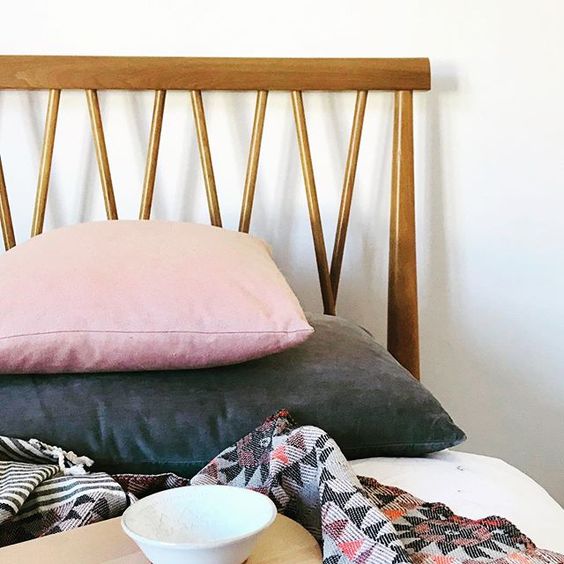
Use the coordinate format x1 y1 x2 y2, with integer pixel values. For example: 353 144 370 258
0 435 128 545
0 461 58 523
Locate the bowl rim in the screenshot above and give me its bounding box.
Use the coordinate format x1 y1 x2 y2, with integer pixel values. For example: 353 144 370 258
121 485 278 550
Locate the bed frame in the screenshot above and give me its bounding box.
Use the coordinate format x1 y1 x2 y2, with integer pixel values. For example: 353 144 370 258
0 56 430 378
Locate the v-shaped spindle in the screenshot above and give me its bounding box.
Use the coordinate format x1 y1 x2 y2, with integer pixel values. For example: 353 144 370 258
239 90 268 233
86 89 118 220
191 91 222 228
330 90 368 301
139 90 166 220
291 91 335 315
31 89 60 237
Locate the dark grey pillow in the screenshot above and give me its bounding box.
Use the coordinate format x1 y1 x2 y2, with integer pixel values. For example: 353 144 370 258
0 314 464 476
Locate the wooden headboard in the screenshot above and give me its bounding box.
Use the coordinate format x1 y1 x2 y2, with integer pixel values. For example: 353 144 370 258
0 56 431 378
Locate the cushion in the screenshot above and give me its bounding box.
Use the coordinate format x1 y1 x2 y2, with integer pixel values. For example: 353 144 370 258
0 221 312 373
0 314 465 476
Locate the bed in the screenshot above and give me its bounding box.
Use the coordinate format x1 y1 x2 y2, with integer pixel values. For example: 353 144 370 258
0 56 562 555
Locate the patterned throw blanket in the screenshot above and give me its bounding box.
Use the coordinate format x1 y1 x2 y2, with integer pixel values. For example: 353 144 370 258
0 411 562 563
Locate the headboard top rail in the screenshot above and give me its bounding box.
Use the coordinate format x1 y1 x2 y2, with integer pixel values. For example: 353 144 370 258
0 56 430 91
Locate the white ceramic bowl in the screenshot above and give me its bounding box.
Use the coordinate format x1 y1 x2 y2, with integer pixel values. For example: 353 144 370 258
121 485 277 564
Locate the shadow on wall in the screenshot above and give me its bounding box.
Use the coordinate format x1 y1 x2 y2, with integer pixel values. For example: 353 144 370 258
420 62 460 394
418 63 563 504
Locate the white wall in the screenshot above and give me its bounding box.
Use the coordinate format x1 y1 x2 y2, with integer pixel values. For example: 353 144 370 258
2 1 563 503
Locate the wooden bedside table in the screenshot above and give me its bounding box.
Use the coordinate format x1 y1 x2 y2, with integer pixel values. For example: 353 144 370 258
0 514 322 564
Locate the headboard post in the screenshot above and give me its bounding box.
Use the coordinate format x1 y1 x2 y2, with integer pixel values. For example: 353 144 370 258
388 90 420 379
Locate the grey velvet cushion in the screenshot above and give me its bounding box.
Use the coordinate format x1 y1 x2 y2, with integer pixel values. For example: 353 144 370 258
0 314 465 476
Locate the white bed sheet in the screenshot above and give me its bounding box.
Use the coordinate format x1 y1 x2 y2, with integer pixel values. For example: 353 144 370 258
351 450 564 553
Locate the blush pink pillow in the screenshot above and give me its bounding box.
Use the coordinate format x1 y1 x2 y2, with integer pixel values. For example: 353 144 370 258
0 221 313 373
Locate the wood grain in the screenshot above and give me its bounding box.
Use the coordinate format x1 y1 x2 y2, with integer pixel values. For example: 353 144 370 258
292 90 335 315
239 90 268 233
388 90 420 379
0 56 430 91
31 88 60 237
139 90 166 220
0 515 321 564
191 90 222 227
86 89 118 220
330 90 367 301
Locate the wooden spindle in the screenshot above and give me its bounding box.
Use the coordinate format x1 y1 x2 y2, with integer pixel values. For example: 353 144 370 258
239 90 268 233
0 156 15 250
191 90 222 227
291 90 335 315
31 88 60 236
86 89 118 220
330 90 367 301
388 90 419 379
139 89 166 220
